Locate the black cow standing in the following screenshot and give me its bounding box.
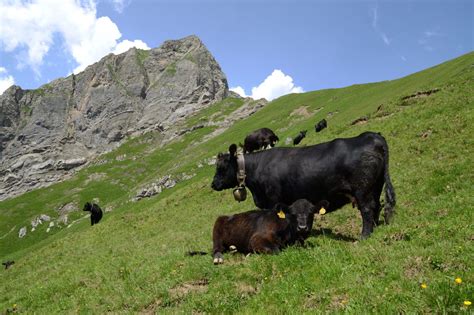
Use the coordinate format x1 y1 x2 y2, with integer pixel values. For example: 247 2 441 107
242 128 279 154
212 199 329 264
83 202 103 226
211 132 396 239
293 130 307 145
315 119 327 132
2 260 14 269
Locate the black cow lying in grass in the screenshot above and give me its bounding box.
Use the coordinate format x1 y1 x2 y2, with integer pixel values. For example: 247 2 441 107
83 202 103 226
2 260 14 270
212 199 329 264
293 130 307 145
241 128 279 154
315 118 327 132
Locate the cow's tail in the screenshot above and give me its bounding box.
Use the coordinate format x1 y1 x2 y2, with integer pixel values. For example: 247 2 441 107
381 135 396 224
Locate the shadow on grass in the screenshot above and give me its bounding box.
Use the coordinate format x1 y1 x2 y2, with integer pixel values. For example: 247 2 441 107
311 228 358 242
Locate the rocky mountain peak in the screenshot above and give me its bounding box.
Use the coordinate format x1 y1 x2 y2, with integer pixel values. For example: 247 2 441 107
0 35 229 200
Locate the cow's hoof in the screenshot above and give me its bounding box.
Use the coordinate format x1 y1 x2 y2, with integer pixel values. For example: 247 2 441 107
213 257 224 265
360 234 370 240
213 252 224 265
229 245 237 254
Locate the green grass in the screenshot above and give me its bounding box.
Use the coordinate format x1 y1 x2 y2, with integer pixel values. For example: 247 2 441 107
0 52 473 314
165 62 177 76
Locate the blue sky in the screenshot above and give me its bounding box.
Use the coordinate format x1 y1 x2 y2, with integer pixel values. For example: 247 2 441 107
0 0 472 100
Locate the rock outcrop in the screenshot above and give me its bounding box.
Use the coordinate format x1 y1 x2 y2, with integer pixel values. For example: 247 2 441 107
0 35 229 200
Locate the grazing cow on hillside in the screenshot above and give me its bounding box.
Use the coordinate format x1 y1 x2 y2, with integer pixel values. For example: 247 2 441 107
2 260 14 270
293 130 307 145
315 119 327 132
241 128 279 154
211 132 396 239
212 199 329 264
83 202 103 226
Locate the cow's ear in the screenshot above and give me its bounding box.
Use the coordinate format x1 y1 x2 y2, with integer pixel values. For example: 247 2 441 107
229 144 237 157
217 152 223 159
315 200 330 212
273 202 289 212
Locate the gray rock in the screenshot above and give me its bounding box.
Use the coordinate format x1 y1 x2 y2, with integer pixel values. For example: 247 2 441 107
57 215 68 225
40 214 51 221
56 158 87 170
0 35 229 200
31 216 42 229
18 226 27 238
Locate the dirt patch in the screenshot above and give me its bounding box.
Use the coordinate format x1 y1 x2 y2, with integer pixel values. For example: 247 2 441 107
436 208 449 217
404 256 425 279
383 232 411 244
141 298 163 314
169 279 209 300
304 293 322 309
350 116 368 126
329 293 349 310
290 106 312 118
401 88 440 101
419 129 433 139
235 282 258 297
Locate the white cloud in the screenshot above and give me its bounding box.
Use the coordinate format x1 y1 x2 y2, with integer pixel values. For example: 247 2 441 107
0 67 15 95
113 39 150 55
229 86 247 98
109 0 129 13
381 33 391 46
251 70 303 101
0 0 150 75
370 6 391 46
418 29 441 52
232 70 304 101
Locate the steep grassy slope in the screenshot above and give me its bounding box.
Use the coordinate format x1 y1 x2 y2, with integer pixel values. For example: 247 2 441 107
1 52 473 313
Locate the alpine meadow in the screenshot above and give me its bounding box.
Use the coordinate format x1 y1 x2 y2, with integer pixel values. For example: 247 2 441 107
0 47 473 314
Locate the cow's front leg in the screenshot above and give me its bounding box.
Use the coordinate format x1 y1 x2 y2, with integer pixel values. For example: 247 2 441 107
250 233 280 254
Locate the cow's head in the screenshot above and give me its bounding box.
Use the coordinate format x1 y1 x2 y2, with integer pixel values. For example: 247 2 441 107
83 202 92 212
211 144 239 191
300 130 308 137
288 199 330 235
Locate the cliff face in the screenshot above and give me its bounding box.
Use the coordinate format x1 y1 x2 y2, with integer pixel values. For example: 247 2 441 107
0 35 229 200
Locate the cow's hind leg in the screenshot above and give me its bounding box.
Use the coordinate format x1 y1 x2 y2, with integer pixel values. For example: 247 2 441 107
212 217 226 264
372 175 384 226
356 193 378 239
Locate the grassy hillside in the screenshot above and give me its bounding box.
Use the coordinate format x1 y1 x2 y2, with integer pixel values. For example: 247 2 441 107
1 52 473 314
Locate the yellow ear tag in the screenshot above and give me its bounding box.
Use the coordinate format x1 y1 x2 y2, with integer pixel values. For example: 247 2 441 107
319 207 326 215
277 210 286 219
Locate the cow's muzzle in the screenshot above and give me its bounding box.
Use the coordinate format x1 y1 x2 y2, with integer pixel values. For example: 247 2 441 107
297 225 308 232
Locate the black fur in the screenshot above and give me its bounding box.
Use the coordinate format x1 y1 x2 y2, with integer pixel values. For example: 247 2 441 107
83 202 103 226
211 132 396 239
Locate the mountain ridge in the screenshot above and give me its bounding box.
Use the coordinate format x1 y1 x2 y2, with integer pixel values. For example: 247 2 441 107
0 35 230 200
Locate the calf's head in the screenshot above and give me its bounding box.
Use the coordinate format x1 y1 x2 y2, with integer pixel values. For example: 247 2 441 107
211 144 239 191
287 199 330 235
